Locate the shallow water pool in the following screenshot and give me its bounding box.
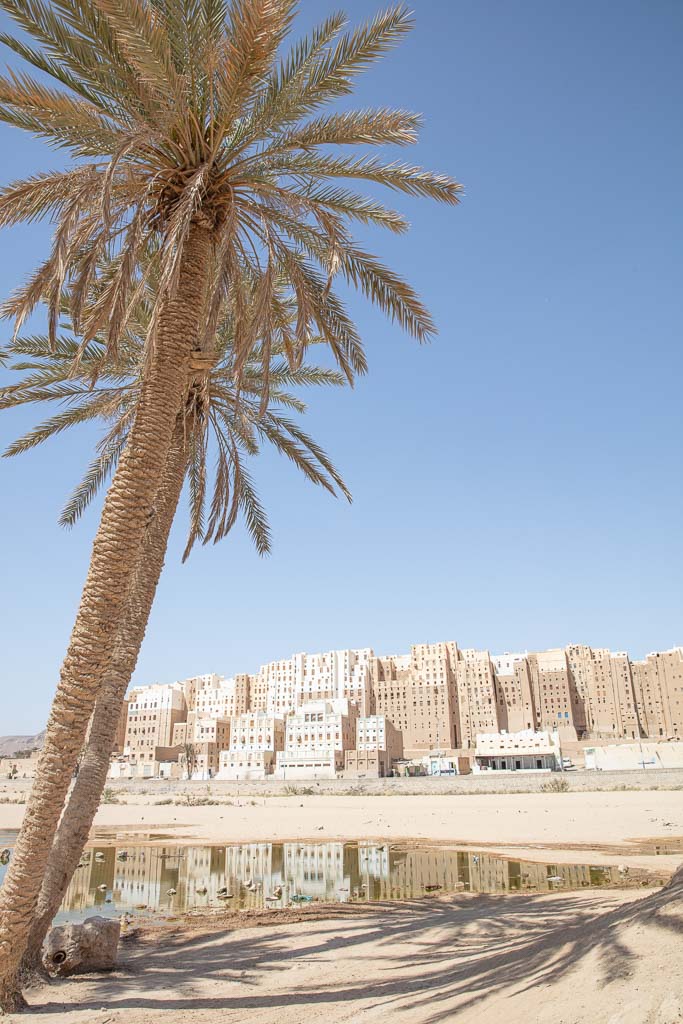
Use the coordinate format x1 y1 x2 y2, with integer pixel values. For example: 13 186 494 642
0 833 630 923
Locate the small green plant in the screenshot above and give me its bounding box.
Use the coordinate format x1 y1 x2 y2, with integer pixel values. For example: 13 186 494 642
283 785 315 796
541 777 570 793
101 787 119 804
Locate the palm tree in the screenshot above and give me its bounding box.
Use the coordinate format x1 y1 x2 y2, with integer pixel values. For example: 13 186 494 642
0 0 461 1006
1 301 350 974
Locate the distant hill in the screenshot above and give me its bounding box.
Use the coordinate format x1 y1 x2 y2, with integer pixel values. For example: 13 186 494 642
0 731 45 757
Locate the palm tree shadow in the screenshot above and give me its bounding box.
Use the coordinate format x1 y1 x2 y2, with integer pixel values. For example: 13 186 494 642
26 870 683 1022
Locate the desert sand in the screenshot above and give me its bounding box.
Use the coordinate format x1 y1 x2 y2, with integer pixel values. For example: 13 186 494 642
4 788 683 870
3 788 683 1022
12 876 683 1024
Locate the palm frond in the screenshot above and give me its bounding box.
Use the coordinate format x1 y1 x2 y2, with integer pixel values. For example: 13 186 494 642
3 391 124 455
0 69 124 153
214 0 298 132
0 0 460 560
271 153 464 205
254 4 412 132
341 245 436 341
92 0 184 106
235 462 270 555
182 420 208 560
0 167 103 227
275 107 422 152
59 425 129 526
0 0 142 111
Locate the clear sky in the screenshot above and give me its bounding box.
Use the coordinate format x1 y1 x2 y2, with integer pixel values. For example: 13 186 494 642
1 0 682 733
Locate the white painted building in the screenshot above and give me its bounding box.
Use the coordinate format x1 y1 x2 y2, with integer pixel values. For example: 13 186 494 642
229 711 285 753
355 716 401 754
274 699 357 778
473 729 562 772
216 711 285 779
183 673 250 719
254 649 374 717
218 750 277 779
344 715 404 777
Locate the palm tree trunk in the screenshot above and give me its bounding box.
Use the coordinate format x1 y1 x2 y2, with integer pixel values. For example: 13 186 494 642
20 422 188 978
0 222 212 1013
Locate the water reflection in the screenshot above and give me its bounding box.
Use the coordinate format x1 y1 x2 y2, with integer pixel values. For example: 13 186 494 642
22 840 624 922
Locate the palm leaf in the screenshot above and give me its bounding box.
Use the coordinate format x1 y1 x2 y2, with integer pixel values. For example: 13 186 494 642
59 425 129 526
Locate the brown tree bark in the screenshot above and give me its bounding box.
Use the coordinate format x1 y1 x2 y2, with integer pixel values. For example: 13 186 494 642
0 222 211 1013
20 421 188 978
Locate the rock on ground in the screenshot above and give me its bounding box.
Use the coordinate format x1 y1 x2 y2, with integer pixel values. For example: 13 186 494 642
42 915 120 976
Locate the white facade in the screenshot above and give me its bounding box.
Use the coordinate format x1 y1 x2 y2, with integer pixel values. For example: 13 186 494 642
474 729 561 772
123 682 186 761
193 715 231 746
283 699 356 753
217 750 277 779
188 674 248 718
214 711 285 779
256 654 303 716
491 652 528 675
229 711 285 753
255 649 373 717
354 715 402 762
274 750 339 779
274 699 357 778
356 715 389 751
125 682 186 717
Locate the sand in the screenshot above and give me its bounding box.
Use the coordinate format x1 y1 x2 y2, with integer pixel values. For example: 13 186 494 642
4 788 683 870
3 788 683 1022
12 877 683 1024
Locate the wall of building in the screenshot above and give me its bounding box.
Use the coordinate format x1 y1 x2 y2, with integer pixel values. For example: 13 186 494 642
632 648 683 740
229 712 285 753
372 644 459 754
124 683 187 765
584 740 683 771
217 750 276 779
344 749 393 777
455 649 499 748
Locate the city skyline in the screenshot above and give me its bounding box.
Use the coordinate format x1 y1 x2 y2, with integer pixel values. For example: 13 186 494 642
110 639 683 784
131 635 683 691
5 633 682 737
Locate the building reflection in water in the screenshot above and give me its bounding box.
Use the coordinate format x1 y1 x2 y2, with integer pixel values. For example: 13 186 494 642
59 841 618 922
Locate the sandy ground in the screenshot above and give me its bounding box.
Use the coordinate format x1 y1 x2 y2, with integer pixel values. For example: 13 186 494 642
4 789 683 870
3 791 683 1022
11 877 683 1024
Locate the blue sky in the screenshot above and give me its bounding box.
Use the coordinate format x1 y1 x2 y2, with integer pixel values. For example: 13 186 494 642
1 0 682 733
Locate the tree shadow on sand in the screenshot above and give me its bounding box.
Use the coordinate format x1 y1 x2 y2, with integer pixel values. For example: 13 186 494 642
25 869 683 1022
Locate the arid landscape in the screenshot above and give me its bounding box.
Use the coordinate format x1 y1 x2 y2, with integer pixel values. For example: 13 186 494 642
7 882 683 1024
3 784 683 871
2 782 683 1022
